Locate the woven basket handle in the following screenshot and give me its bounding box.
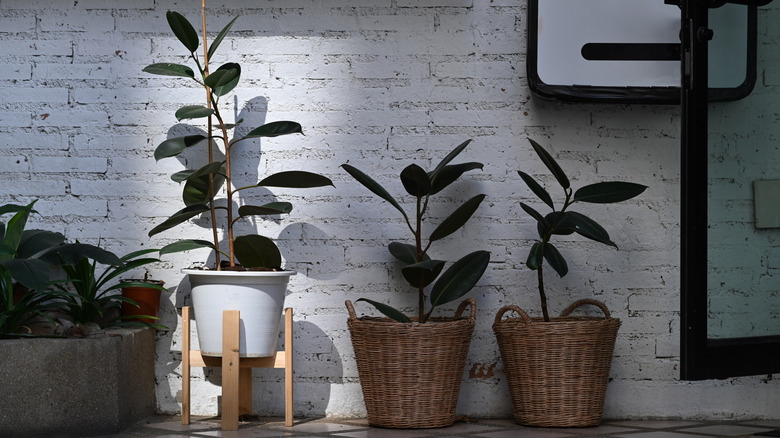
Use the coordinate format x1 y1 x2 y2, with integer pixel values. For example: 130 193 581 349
345 300 357 320
493 305 533 325
560 298 612 319
455 298 477 320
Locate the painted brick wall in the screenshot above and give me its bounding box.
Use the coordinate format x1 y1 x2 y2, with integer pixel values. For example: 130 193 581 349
1 0 777 420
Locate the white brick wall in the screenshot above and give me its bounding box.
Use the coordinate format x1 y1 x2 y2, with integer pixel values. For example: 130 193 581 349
1 0 778 420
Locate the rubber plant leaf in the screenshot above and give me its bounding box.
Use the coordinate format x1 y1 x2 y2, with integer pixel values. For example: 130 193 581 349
234 234 282 269
573 181 648 204
183 168 226 206
429 250 490 314
244 121 303 138
528 138 570 190
207 16 239 60
166 11 199 53
429 162 483 195
342 164 408 221
204 63 240 97
430 138 472 178
355 298 411 323
257 171 334 188
142 63 194 78
565 211 617 247
541 212 576 236
148 205 210 237
175 105 215 121
518 170 554 210
388 242 425 264
238 202 293 217
400 164 431 197
401 259 445 289
520 202 550 231
542 242 568 277
155 135 208 161
526 242 544 271
159 239 214 256
429 194 485 242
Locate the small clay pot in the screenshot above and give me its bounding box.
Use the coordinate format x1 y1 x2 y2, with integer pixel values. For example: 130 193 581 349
121 279 165 323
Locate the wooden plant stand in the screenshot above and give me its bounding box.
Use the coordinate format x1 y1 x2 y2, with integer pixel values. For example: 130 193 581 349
181 306 294 430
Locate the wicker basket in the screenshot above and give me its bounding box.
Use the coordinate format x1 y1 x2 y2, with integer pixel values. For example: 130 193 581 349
493 299 621 427
346 298 476 429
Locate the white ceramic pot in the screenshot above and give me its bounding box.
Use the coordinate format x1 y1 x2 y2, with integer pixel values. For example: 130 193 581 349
184 269 296 357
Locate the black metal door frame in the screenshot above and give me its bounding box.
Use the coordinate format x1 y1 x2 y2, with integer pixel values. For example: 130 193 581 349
680 0 780 380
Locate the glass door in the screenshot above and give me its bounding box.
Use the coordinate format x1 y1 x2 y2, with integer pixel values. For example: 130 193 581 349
681 0 780 379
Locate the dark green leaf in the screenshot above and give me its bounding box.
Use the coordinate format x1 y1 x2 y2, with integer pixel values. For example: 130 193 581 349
400 164 431 197
429 194 485 242
233 234 282 269
0 203 32 216
142 63 195 78
528 138 569 190
17 230 66 259
238 202 293 217
148 205 210 237
0 258 51 291
207 16 239 60
55 243 122 266
183 170 225 206
543 212 576 235
257 171 333 188
565 211 617 247
1 202 33 257
542 242 568 277
401 259 445 289
573 182 647 204
430 139 472 178
166 11 199 53
159 239 215 256
175 105 215 121
244 121 303 138
429 162 483 195
155 135 208 161
388 242 423 264
526 242 543 270
518 170 554 210
204 63 240 97
429 250 490 311
520 202 549 229
355 298 411 323
342 164 408 221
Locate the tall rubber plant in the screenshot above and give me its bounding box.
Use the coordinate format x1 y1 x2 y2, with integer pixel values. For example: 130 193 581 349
143 9 333 269
343 139 491 323
519 138 647 321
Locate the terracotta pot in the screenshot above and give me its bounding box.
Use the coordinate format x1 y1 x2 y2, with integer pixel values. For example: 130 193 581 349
121 280 164 323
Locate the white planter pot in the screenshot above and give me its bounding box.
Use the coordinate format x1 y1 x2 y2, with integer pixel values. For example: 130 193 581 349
184 269 295 358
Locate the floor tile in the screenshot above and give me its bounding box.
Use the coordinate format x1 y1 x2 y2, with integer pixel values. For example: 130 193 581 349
476 428 576 438
681 424 776 436
331 428 435 438
614 432 704 438
609 420 703 429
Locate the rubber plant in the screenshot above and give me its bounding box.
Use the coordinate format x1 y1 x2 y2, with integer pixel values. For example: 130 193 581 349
143 9 333 270
342 139 491 323
519 138 647 321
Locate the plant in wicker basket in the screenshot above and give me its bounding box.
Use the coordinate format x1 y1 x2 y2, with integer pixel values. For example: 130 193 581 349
342 139 490 428
493 138 647 427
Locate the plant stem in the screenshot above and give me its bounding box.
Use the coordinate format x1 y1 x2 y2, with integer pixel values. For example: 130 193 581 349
201 1 221 269
416 194 424 322
538 265 550 322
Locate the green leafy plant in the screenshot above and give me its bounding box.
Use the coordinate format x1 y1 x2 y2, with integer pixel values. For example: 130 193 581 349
0 266 64 338
342 139 491 323
143 11 333 270
50 248 168 329
519 138 647 321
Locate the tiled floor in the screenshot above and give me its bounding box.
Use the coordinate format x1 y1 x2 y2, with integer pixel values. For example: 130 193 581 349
105 417 780 438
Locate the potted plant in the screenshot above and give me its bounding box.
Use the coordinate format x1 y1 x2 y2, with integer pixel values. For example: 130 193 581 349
120 273 165 324
342 139 491 428
143 10 332 357
493 138 647 427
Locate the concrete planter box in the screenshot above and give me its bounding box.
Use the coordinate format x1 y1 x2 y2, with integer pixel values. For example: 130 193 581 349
0 327 155 437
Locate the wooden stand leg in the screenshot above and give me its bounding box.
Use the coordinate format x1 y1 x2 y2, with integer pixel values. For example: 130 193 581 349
285 308 294 427
180 307 294 430
182 307 191 426
222 310 241 431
